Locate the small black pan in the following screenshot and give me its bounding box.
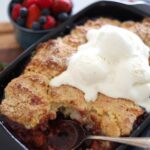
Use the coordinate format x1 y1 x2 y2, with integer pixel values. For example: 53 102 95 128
0 1 150 150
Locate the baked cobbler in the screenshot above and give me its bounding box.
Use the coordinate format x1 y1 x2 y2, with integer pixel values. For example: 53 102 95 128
1 17 150 150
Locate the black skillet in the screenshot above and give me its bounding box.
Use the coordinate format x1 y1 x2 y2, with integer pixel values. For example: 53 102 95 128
0 1 150 150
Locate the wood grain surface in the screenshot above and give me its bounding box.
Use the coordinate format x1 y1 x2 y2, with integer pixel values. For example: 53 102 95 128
0 23 22 65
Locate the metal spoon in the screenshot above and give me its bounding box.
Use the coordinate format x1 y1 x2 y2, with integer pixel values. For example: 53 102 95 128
60 120 150 150
72 135 150 149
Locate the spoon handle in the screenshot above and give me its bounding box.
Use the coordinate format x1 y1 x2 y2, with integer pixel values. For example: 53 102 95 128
87 136 150 148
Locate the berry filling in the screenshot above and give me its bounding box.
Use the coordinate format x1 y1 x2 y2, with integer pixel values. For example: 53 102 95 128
4 111 113 150
3 109 147 150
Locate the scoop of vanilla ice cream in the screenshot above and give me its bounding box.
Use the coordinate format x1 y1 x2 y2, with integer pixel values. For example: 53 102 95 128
50 25 150 111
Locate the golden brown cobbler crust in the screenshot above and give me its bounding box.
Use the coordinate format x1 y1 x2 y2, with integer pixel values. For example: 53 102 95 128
1 17 150 138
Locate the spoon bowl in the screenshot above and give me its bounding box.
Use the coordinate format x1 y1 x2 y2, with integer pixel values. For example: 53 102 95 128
52 120 150 150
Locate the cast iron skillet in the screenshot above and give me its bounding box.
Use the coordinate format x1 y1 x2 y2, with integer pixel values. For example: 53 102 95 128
0 1 150 150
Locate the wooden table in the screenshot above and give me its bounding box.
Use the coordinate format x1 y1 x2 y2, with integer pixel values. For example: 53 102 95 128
0 23 22 70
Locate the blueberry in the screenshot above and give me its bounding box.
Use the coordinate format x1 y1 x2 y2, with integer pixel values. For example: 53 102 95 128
39 16 47 25
32 22 41 30
20 7 28 17
57 13 69 22
16 17 25 26
41 9 51 16
12 0 23 3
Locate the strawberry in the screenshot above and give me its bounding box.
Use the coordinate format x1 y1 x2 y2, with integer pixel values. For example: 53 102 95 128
37 0 53 9
26 4 41 28
22 0 28 7
52 0 72 14
12 4 21 21
43 16 56 29
25 0 39 7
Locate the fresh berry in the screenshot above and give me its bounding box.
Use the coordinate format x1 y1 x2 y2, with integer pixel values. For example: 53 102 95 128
16 17 25 26
26 4 41 28
52 0 72 14
11 4 21 21
37 0 53 9
11 2 18 9
12 0 23 3
22 0 28 7
32 22 41 30
26 0 39 7
43 16 56 29
39 16 47 25
41 8 51 15
57 12 69 22
20 7 28 17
